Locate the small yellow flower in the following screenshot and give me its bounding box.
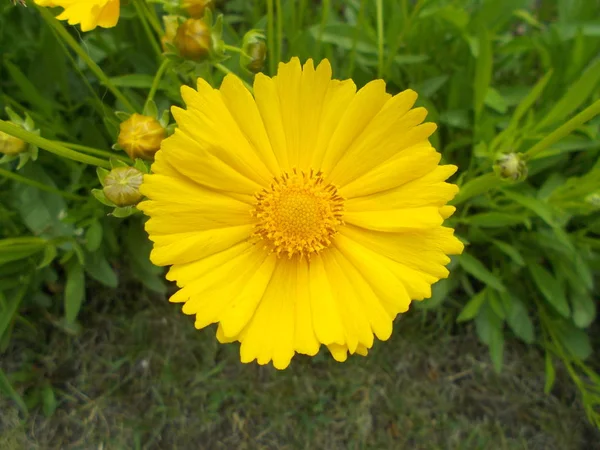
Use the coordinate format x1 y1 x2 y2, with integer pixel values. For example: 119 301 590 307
118 114 166 161
0 131 26 156
139 58 463 369
103 166 144 207
34 0 120 32
174 18 211 61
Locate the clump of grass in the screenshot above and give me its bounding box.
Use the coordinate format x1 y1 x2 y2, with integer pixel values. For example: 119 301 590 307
1 283 596 450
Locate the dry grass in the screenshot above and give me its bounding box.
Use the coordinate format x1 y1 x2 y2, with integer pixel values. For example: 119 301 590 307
0 284 597 450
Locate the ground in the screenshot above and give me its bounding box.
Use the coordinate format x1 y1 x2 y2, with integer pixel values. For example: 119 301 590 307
0 282 597 450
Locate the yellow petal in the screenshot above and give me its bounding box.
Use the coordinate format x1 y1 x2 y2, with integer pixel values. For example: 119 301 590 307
239 261 295 368
327 344 348 362
148 225 253 266
309 254 345 346
330 248 393 341
294 257 320 355
346 165 458 212
339 145 440 199
218 74 281 176
274 58 303 168
344 207 443 232
334 233 412 315
218 254 278 338
320 80 391 174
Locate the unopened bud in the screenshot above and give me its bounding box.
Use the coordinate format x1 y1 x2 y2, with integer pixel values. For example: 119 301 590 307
161 15 179 51
117 114 166 161
175 18 212 61
585 192 600 208
494 152 528 182
245 41 266 73
181 0 213 18
0 131 26 156
103 166 144 207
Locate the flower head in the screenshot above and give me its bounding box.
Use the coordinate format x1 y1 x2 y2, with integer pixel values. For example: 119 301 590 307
139 58 463 369
103 166 144 207
0 131 26 156
118 113 166 161
174 18 211 61
34 0 120 32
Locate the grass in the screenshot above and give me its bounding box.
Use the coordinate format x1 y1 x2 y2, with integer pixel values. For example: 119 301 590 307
0 280 596 449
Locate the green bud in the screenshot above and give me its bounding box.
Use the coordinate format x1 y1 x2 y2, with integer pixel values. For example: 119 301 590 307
241 30 267 74
493 152 528 182
102 166 144 207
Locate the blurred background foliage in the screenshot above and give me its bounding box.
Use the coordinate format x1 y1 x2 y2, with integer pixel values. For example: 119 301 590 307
0 0 599 448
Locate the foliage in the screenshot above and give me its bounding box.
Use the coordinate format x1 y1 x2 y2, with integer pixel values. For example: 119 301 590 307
0 0 599 430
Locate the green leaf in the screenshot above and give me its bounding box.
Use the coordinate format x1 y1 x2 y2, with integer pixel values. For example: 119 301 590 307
458 253 506 292
528 263 570 317
544 352 556 394
484 87 507 114
452 173 498 205
490 240 525 266
473 27 493 119
84 251 118 288
0 246 43 265
457 288 488 322
37 245 57 269
474 303 503 346
467 212 528 228
0 285 27 342
489 323 504 374
0 367 27 414
502 190 555 226
64 260 85 323
92 189 114 207
41 385 57 417
536 59 600 130
504 294 534 344
85 222 103 252
3 59 53 117
571 292 596 329
488 290 506 320
558 325 593 360
416 278 450 310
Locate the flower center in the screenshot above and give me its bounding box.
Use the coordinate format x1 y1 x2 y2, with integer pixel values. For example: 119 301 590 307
252 169 344 258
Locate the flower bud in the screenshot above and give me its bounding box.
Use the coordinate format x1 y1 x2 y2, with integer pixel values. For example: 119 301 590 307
585 192 600 208
161 15 179 52
117 113 166 161
102 166 144 207
0 131 27 156
181 0 213 18
493 152 528 182
174 18 212 61
244 41 267 73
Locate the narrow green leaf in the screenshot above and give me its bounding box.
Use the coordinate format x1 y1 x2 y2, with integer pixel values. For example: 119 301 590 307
489 325 504 374
37 245 57 269
528 263 570 317
458 253 506 292
85 222 103 252
64 261 85 323
0 368 27 414
558 325 592 360
504 294 534 344
571 292 596 329
488 290 506 320
467 212 528 228
473 27 493 119
457 288 488 322
0 285 27 342
84 251 118 288
503 190 555 226
544 352 555 394
510 70 553 129
42 385 57 417
490 240 525 266
537 59 600 130
452 173 498 205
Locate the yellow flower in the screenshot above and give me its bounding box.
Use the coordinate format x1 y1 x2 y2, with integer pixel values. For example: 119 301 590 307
0 131 26 156
138 58 463 370
34 0 120 32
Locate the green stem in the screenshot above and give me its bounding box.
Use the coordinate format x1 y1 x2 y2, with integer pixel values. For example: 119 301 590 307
0 121 110 168
276 0 283 63
0 167 86 201
375 0 384 78
348 0 366 78
267 0 275 75
57 141 130 162
224 44 243 54
140 0 163 35
38 7 137 113
0 237 48 247
145 59 172 110
524 99 600 161
133 0 162 59
317 0 330 60
214 64 253 92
